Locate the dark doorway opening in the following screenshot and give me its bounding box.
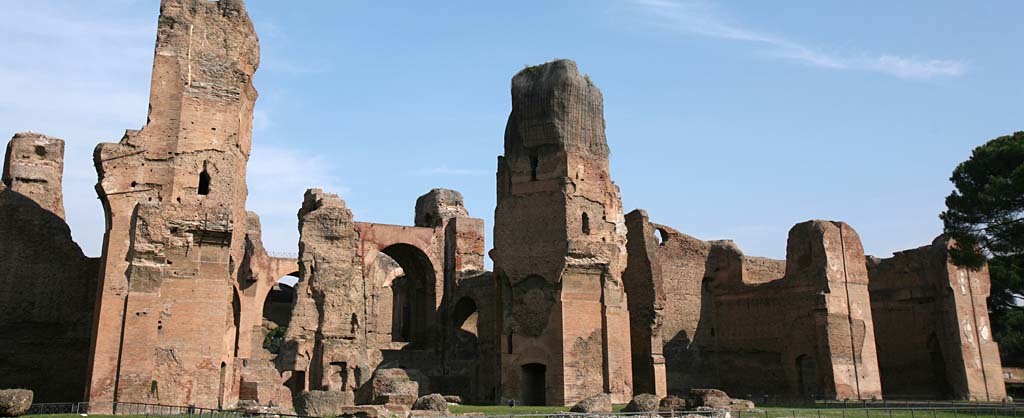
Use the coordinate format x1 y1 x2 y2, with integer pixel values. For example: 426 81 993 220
520 363 546 406
796 354 818 398
928 334 952 398
383 244 436 346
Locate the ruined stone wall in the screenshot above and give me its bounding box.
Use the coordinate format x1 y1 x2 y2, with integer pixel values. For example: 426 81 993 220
623 210 716 398
0 133 99 402
868 239 1006 400
87 0 259 408
493 59 632 406
710 221 882 400
625 215 883 400
277 188 493 404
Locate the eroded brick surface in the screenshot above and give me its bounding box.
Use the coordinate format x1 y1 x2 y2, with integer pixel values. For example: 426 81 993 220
625 215 884 400
493 59 633 406
868 238 1006 401
87 0 259 408
0 0 1010 406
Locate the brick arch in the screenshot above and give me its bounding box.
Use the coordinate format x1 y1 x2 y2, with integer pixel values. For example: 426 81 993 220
355 222 444 308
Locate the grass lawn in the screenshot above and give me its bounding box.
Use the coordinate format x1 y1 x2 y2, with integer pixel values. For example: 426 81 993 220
449 404 629 415
449 405 1019 417
751 407 1019 418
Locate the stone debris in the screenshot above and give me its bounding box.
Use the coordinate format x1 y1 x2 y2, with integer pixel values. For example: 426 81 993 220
569 393 612 414
411 394 449 412
0 389 32 417
359 368 429 406
658 395 687 412
293 390 356 417
622 393 660 413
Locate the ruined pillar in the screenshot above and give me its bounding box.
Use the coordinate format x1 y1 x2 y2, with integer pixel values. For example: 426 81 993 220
868 238 1007 400
0 133 98 402
780 221 884 400
3 133 67 218
86 0 259 408
284 189 366 397
493 59 632 406
622 210 668 398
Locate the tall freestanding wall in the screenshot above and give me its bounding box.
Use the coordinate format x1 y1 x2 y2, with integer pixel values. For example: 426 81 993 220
86 0 259 408
492 59 632 406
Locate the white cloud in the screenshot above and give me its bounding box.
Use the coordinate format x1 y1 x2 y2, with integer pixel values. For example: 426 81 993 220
0 1 342 256
0 2 154 256
629 0 966 79
246 143 349 252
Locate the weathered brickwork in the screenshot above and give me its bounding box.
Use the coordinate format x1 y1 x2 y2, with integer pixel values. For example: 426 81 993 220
87 0 259 408
276 188 492 407
868 238 1006 401
493 59 633 406
625 214 885 400
0 133 99 402
0 0 1010 407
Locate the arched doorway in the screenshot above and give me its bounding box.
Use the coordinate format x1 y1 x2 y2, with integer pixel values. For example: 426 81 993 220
520 363 546 406
451 297 480 359
383 244 436 347
261 274 298 356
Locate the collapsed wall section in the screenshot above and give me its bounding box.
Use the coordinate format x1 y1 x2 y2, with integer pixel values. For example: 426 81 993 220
493 59 632 406
867 238 1006 400
0 133 99 402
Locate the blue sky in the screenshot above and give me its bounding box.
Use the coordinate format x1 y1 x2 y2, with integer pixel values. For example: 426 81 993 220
1 1 1021 264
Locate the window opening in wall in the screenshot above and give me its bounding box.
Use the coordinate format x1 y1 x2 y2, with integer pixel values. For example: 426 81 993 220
655 228 669 245
582 213 591 235
530 153 539 180
198 162 211 195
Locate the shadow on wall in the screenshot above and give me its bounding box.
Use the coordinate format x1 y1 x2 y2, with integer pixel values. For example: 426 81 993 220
0 187 99 402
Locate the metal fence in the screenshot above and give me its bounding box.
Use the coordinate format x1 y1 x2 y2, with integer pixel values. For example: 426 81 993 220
735 405 1022 418
26 402 306 418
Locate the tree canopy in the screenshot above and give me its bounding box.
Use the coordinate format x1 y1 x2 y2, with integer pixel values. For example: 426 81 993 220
941 131 1024 365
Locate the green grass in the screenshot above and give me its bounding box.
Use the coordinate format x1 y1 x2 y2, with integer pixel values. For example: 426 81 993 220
448 405 1018 418
751 407 1017 418
450 404 629 415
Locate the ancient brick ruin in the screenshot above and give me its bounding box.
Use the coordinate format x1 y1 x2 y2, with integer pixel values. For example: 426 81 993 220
624 213 885 400
0 134 99 402
492 60 633 406
0 0 1010 410
868 238 1006 400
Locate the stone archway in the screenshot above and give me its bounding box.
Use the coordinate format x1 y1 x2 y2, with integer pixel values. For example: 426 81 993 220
260 273 298 356
382 243 437 347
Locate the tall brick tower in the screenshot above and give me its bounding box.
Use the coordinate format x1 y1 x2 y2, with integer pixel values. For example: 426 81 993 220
86 0 259 409
492 59 632 406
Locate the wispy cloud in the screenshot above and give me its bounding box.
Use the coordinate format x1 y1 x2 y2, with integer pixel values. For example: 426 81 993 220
246 143 349 251
416 166 488 176
629 0 966 79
